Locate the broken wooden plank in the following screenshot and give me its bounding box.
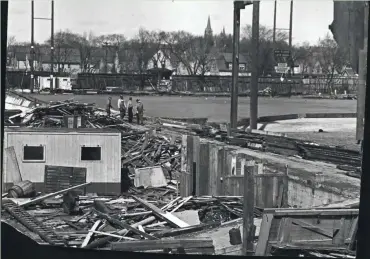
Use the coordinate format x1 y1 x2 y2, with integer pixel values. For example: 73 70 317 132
4 146 22 184
153 222 221 238
81 220 101 248
89 230 137 241
84 216 156 249
20 182 91 207
255 213 274 256
93 209 157 240
110 238 214 252
131 195 189 228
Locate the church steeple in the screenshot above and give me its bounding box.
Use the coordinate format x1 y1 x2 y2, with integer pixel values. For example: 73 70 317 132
205 15 213 36
204 15 214 47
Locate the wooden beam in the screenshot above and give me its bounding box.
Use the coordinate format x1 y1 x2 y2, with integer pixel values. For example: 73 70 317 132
81 220 101 248
208 144 219 195
198 143 210 196
217 147 225 196
242 163 255 255
255 213 274 256
131 195 189 228
282 165 289 207
291 218 333 239
93 209 158 240
278 218 293 245
263 209 359 217
110 238 214 252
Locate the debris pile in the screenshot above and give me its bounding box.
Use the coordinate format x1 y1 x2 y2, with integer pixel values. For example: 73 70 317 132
2 184 260 254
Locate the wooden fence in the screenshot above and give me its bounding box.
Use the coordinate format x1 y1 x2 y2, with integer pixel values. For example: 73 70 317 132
172 75 359 95
180 136 288 209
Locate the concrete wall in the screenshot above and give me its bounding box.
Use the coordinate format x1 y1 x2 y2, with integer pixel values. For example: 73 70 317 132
288 179 345 208
3 130 121 189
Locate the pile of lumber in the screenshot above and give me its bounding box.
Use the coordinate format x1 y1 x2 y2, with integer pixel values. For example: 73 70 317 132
2 185 260 254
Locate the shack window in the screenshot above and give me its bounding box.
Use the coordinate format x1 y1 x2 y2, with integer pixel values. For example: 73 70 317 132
81 146 101 161
23 145 45 161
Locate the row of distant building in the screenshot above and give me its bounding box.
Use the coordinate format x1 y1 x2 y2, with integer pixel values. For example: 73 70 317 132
8 45 356 77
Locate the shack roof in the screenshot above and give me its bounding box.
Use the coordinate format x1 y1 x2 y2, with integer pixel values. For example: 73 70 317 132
5 127 121 134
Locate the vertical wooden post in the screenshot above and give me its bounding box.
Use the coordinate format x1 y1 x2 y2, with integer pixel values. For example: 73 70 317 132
208 144 219 196
217 147 225 195
192 136 200 196
282 165 289 208
243 163 255 255
186 136 195 196
180 135 189 197
198 143 210 196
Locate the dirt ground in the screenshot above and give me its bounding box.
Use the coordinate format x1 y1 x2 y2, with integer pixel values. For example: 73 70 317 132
27 94 356 123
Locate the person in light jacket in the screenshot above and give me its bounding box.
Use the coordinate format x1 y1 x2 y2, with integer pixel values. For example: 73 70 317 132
117 95 126 120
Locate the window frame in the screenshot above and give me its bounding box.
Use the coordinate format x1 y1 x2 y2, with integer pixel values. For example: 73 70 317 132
80 145 102 162
22 144 46 163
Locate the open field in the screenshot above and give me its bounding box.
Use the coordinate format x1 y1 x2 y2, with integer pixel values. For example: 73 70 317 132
26 94 356 123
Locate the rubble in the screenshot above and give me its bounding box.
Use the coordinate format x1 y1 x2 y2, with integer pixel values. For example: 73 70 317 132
2 186 253 254
2 95 360 256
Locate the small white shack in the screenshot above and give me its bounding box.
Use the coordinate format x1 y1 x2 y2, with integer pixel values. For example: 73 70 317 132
3 128 122 194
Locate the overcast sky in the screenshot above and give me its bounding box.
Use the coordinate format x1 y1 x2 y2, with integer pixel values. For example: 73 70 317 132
8 0 333 45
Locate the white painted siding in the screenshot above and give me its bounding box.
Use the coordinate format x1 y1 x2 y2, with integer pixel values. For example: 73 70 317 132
3 131 121 185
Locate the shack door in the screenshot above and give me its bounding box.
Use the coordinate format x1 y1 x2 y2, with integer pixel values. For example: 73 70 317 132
44 165 87 195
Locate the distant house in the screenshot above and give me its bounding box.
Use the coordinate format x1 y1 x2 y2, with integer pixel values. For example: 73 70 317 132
7 45 82 74
147 49 190 75
210 52 250 76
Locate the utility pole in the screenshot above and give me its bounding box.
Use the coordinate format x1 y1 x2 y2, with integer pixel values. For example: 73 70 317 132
230 1 241 130
249 1 260 130
30 1 35 93
288 0 293 74
230 1 252 130
273 0 277 44
50 0 54 93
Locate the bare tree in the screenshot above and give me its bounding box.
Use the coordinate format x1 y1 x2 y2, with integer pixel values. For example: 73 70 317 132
241 24 289 75
291 42 313 74
162 31 215 76
45 30 79 73
317 33 348 92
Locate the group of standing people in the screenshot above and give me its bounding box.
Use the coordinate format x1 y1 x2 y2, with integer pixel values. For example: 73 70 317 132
106 95 144 125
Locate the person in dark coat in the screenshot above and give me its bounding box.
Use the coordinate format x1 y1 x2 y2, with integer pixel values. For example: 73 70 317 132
106 97 112 117
127 97 133 123
136 99 144 125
